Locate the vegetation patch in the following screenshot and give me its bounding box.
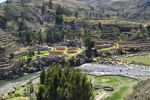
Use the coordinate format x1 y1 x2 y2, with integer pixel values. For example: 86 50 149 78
16 47 84 61
101 43 119 51
87 75 138 100
7 97 29 100
123 55 150 65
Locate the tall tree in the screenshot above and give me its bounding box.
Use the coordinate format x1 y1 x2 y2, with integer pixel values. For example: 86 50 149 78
37 63 93 100
48 0 53 9
84 36 95 49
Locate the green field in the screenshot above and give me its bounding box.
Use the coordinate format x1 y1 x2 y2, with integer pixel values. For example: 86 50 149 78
87 75 138 100
101 43 119 51
7 97 29 100
16 46 84 61
123 56 150 65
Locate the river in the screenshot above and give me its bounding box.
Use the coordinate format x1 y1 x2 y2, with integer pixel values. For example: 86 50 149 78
0 72 40 94
0 63 150 94
77 63 150 77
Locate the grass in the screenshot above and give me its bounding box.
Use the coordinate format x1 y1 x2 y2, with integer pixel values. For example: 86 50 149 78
123 56 150 65
101 43 119 51
104 86 129 100
63 15 76 22
7 97 29 100
87 75 138 100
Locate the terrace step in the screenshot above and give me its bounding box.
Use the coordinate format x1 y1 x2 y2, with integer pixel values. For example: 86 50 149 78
0 62 9 65
0 64 11 67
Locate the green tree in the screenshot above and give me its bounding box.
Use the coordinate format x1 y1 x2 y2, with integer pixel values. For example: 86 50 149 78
146 25 150 36
98 22 102 30
84 36 95 49
40 70 46 84
75 11 78 18
55 15 63 24
48 0 53 9
37 63 93 100
41 2 46 14
37 30 43 43
18 21 27 32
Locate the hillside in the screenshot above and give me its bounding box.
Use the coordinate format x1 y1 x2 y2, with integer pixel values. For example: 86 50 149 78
0 1 53 51
123 0 150 19
53 0 150 20
0 0 150 51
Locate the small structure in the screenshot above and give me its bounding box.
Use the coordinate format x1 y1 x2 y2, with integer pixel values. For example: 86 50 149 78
103 86 114 91
94 85 102 90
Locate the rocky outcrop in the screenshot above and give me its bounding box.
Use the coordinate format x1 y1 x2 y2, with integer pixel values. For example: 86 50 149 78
127 79 150 100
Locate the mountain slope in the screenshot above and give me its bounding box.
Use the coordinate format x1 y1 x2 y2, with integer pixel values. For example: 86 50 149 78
121 0 150 19
53 0 150 20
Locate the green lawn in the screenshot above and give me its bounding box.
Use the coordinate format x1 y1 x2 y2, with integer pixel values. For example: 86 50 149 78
7 97 29 100
123 56 150 65
104 86 129 100
87 75 138 100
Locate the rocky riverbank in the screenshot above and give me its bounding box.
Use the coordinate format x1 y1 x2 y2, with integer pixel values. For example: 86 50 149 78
77 63 150 77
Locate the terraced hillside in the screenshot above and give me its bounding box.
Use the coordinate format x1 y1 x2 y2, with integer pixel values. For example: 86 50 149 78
0 32 20 51
0 1 53 51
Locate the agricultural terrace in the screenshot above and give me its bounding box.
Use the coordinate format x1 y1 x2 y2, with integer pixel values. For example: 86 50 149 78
122 55 150 65
100 43 119 51
62 15 76 22
16 47 84 61
87 75 138 100
7 97 29 100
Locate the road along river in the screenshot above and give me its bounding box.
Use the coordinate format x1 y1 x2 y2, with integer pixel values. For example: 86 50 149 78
1 63 150 94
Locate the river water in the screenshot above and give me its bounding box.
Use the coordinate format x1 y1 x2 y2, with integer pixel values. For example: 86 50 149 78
0 63 150 94
0 72 40 94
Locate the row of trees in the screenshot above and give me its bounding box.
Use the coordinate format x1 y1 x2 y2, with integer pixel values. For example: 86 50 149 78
37 63 93 100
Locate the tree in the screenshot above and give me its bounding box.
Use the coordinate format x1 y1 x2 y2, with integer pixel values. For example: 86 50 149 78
37 63 93 100
98 22 102 30
55 15 63 24
48 0 53 9
37 30 43 43
40 70 46 84
18 21 27 32
28 49 35 57
146 25 150 36
6 0 12 4
41 2 46 14
75 11 78 18
84 36 95 49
